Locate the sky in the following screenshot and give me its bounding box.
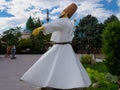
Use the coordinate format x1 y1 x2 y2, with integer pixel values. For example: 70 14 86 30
0 0 120 34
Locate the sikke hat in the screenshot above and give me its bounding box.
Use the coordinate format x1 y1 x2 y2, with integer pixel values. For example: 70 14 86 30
59 3 77 18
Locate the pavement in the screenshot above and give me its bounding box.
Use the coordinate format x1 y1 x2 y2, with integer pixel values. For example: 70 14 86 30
0 54 103 90
0 54 41 90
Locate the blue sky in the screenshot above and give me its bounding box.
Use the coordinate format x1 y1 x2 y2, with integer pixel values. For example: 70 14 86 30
0 0 120 34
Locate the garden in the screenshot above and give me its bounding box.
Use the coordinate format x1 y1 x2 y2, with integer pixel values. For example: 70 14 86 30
81 54 118 90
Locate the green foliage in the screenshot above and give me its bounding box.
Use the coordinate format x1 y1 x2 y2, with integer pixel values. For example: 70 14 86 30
18 38 32 49
105 73 117 83
26 15 50 53
17 38 32 54
26 16 35 31
3 27 22 35
83 62 107 72
73 14 104 53
83 84 118 90
2 27 22 45
101 21 120 76
83 62 118 90
30 32 51 54
26 16 42 32
104 14 119 26
81 54 95 64
34 18 42 28
86 68 108 86
0 45 6 54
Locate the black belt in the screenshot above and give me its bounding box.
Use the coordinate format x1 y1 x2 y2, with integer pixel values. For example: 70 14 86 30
54 42 72 45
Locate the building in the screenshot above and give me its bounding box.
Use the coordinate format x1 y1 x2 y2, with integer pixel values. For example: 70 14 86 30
21 30 31 39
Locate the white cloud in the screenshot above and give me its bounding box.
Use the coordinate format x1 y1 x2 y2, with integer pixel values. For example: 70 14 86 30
106 0 112 3
117 0 120 7
116 0 120 20
76 0 111 22
0 0 11 12
116 13 120 20
51 8 61 14
0 0 120 33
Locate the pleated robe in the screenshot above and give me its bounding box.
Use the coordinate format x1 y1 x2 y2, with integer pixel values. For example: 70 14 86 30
21 18 91 89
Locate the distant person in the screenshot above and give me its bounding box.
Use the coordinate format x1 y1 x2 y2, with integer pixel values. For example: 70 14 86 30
11 45 16 59
86 45 91 54
5 46 12 58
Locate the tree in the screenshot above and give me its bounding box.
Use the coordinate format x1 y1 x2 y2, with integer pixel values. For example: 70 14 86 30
104 14 119 26
73 15 103 53
26 16 35 32
31 31 51 54
2 27 22 45
18 38 32 49
27 17 51 53
34 18 42 28
17 38 32 54
101 21 120 88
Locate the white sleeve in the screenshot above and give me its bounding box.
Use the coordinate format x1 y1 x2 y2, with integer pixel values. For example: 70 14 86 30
43 19 64 35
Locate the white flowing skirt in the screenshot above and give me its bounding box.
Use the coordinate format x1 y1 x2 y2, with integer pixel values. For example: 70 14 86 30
21 44 91 89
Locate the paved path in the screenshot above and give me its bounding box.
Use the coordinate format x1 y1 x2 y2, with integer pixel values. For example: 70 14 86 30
0 54 102 90
0 54 41 90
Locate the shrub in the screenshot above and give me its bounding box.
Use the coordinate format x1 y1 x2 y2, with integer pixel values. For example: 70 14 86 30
81 54 95 64
85 68 118 90
86 68 108 87
101 21 120 76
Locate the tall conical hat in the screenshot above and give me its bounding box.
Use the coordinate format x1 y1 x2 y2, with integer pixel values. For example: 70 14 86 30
60 3 77 18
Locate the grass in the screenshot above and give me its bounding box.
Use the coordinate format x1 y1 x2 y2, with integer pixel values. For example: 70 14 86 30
83 62 107 73
82 62 118 90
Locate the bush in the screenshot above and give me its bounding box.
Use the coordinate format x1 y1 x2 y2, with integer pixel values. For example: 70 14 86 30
83 62 118 90
84 68 118 90
81 54 95 64
102 21 120 76
86 68 108 87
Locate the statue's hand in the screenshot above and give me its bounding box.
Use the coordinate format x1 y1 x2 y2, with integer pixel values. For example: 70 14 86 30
32 26 44 36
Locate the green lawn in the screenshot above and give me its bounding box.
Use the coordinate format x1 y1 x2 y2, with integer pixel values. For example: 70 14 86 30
84 62 107 72
82 62 118 90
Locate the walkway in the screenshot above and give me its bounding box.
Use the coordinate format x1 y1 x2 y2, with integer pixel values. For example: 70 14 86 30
0 54 41 90
0 54 103 90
